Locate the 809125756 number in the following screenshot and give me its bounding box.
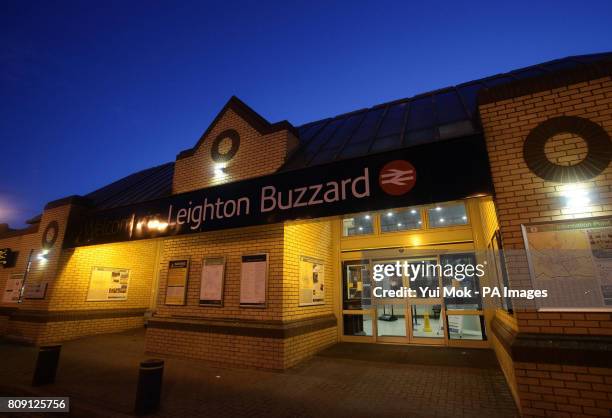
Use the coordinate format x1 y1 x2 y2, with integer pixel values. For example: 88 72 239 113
1 397 69 412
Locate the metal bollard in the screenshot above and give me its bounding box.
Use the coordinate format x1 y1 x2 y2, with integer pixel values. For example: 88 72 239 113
134 359 164 415
32 344 61 386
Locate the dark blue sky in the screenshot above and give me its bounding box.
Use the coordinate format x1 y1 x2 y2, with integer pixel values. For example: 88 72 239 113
1 1 611 227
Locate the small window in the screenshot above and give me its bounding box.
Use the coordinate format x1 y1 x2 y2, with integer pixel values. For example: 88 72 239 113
380 208 422 232
427 203 468 228
342 214 374 236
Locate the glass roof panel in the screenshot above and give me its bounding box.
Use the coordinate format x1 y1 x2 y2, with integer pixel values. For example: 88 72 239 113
305 118 344 153
376 102 408 138
348 107 385 144
406 96 435 131
457 83 482 116
434 91 467 124
338 140 372 160
320 112 365 151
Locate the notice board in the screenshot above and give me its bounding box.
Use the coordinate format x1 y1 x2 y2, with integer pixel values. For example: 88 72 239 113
299 256 325 306
240 254 268 307
87 267 130 301
165 259 189 305
200 257 226 306
2 273 24 303
523 216 612 309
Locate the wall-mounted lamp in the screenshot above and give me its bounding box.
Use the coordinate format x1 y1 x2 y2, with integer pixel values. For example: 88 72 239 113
563 187 591 209
37 249 50 262
214 163 228 179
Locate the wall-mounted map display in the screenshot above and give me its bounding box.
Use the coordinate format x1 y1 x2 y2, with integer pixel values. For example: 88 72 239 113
299 256 325 306
165 259 189 305
2 273 23 303
240 254 267 307
87 267 130 301
200 257 226 306
523 217 612 309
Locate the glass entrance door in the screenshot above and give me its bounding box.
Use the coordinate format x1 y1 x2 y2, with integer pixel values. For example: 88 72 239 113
372 258 447 345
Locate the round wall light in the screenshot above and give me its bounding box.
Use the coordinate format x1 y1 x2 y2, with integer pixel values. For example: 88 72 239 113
523 116 611 182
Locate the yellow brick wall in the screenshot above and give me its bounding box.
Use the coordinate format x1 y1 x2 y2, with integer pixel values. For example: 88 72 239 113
49 239 161 311
515 363 612 417
283 326 337 369
145 328 284 369
0 204 73 313
478 196 500 245
480 77 612 252
490 310 521 407
147 218 339 368
173 108 298 194
155 223 285 321
282 218 337 320
1 204 159 343
480 76 612 333
481 77 612 417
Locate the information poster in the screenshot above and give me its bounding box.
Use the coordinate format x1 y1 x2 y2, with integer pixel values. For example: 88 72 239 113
523 217 612 309
240 254 267 307
2 273 24 303
23 282 48 299
299 256 325 306
86 267 130 301
165 259 189 305
200 257 226 306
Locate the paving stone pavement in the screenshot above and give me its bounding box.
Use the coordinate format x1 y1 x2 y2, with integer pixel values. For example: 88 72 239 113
0 329 519 418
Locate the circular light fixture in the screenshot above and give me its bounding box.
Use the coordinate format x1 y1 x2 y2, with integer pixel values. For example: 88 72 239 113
42 221 59 249
211 129 240 163
523 116 611 182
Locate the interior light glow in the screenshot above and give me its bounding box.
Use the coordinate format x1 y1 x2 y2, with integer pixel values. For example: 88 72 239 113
410 209 417 214
387 212 393 217
397 223 402 227
364 214 371 220
462 216 467 220
439 218 445 223
435 206 442 211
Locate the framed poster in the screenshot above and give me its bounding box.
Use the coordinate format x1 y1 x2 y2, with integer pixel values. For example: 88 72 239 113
2 273 24 303
200 257 226 306
299 256 325 306
522 216 612 310
240 254 268 307
165 259 189 305
86 267 130 301
23 282 48 300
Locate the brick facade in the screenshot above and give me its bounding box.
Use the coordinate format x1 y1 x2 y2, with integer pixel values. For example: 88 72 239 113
481 74 612 417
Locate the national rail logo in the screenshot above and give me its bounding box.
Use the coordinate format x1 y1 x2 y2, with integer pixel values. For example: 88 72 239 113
378 160 416 196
